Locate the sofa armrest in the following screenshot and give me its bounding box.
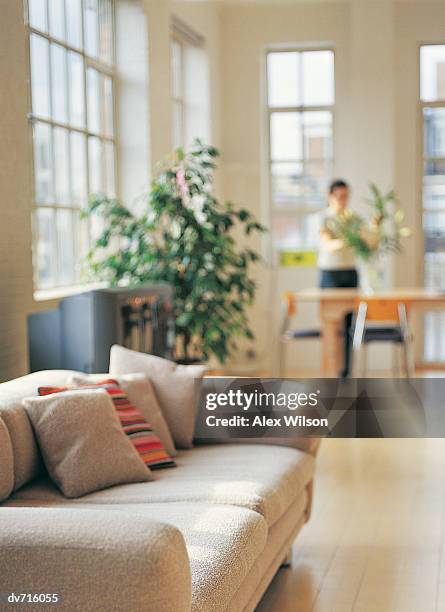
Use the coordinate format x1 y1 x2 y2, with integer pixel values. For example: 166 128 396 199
0 508 191 612
195 437 321 457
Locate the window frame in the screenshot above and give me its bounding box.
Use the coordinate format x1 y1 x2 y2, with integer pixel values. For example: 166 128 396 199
25 0 118 294
264 46 335 264
171 32 186 149
170 18 207 151
419 42 445 363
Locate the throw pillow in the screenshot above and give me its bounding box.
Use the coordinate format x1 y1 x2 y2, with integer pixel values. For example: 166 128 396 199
67 372 177 457
109 344 207 449
23 389 151 498
40 380 176 470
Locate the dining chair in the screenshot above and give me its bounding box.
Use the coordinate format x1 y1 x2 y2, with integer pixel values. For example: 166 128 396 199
279 292 322 376
351 297 414 377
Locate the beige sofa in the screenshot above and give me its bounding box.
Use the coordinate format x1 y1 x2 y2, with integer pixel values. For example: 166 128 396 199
0 370 320 612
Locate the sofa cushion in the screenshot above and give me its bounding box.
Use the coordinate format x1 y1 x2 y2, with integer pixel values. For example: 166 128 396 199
9 444 314 527
40 380 175 471
23 389 152 498
0 507 192 612
2 501 268 612
0 370 80 490
0 416 14 501
109 344 206 449
226 490 308 612
68 373 177 457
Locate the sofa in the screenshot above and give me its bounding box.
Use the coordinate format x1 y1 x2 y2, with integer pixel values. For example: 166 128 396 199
0 369 320 612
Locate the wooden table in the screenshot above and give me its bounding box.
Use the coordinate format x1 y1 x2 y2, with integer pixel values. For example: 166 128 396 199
295 287 445 376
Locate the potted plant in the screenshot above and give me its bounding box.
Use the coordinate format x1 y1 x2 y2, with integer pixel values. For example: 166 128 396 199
83 141 266 364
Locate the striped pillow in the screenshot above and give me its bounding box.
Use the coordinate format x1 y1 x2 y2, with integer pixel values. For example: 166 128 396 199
39 379 175 470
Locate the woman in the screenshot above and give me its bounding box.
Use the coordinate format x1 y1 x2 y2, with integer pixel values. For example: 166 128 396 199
318 179 358 378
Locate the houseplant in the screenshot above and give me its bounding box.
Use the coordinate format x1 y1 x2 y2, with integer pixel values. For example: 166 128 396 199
83 141 266 363
328 183 411 291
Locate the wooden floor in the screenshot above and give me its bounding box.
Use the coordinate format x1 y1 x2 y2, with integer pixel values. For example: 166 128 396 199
257 438 445 612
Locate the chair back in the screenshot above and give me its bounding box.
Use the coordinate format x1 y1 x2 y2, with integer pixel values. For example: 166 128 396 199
283 292 297 318
354 297 411 323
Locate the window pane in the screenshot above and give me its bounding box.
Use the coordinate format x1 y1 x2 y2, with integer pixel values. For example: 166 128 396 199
271 162 303 208
424 161 445 212
105 140 115 196
66 0 82 49
173 101 183 149
171 40 182 99
57 210 75 285
302 51 334 106
421 45 445 103
424 211 445 258
68 51 85 128
87 68 101 133
272 213 302 250
99 0 113 64
35 208 56 288
90 213 106 244
84 0 99 58
30 34 50 119
303 111 333 160
88 136 103 194
48 0 65 40
77 212 91 261
303 211 323 247
103 75 114 137
302 160 331 205
33 122 53 203
424 107 445 158
28 0 48 32
70 131 87 206
272 160 328 208
53 127 70 204
270 112 301 161
267 52 299 108
51 44 68 123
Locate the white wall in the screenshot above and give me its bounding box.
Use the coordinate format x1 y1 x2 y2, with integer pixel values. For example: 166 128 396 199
0 0 35 381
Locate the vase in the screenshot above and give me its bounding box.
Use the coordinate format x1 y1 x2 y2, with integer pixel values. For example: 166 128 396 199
359 258 384 294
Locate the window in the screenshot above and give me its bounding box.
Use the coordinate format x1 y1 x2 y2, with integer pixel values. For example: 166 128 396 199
266 49 334 258
27 0 116 291
421 45 445 361
171 20 210 150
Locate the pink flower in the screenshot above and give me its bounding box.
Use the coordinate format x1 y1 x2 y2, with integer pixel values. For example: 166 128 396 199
176 167 188 199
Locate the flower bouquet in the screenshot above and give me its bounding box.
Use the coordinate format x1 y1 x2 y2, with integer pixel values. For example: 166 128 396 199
327 183 411 290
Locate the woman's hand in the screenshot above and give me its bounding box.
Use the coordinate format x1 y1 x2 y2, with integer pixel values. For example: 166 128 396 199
320 229 344 252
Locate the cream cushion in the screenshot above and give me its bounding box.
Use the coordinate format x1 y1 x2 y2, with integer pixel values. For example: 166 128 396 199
0 370 80 490
227 491 308 612
10 444 314 527
2 495 309 612
0 416 14 500
197 436 321 457
110 503 267 612
68 372 177 457
1 502 268 612
109 345 206 449
0 507 192 612
23 389 152 498
44 502 268 612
